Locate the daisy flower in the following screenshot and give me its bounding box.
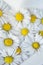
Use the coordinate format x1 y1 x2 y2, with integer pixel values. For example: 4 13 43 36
32 9 43 25
33 9 43 37
0 32 20 49
0 48 23 65
15 40 30 62
29 8 43 25
10 8 30 26
0 17 17 34
0 0 12 21
13 21 35 42
26 9 43 34
36 24 43 37
25 34 43 56
27 8 40 25
33 9 43 36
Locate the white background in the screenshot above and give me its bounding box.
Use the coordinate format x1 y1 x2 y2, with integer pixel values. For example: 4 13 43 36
4 0 43 65
4 0 43 9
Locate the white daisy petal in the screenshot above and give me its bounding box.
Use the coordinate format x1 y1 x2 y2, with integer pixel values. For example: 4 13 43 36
0 56 4 65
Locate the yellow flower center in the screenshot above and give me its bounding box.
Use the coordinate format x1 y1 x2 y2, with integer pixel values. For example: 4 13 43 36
15 12 24 22
0 10 3 17
15 47 21 55
30 15 37 23
21 28 29 36
39 30 43 37
32 42 40 50
41 18 43 24
4 38 13 46
4 56 14 64
2 23 12 32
